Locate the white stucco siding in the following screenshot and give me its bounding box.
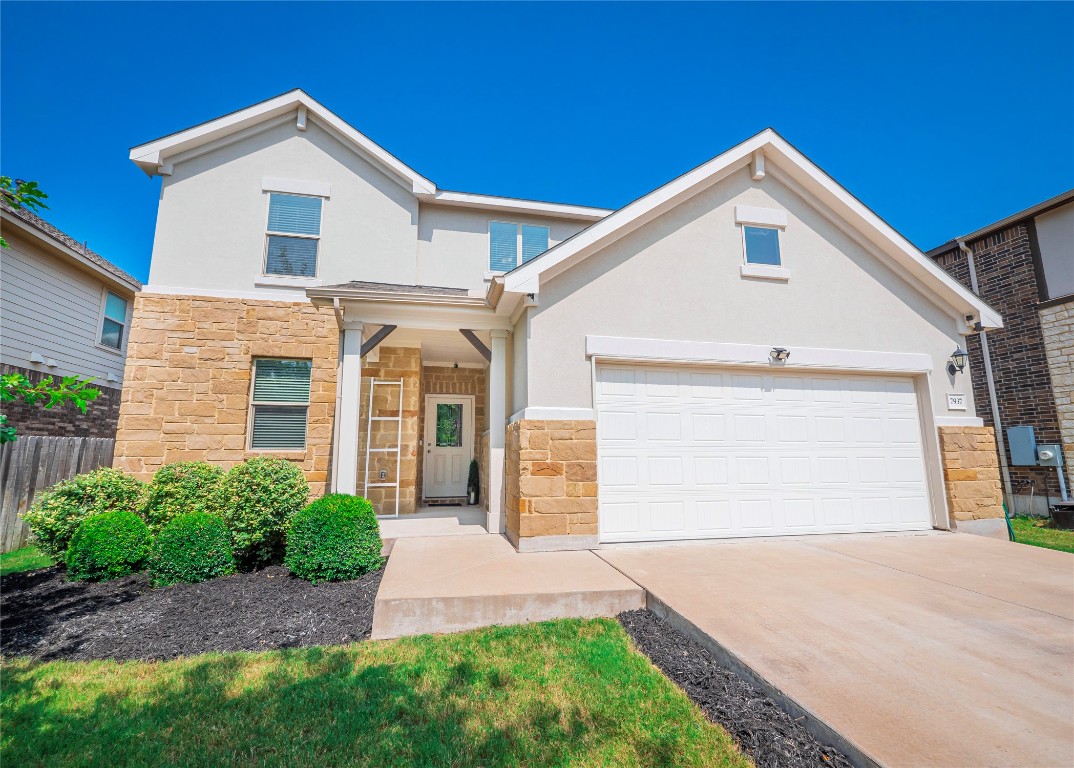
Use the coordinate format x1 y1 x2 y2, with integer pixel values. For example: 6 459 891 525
0 231 132 388
1034 201 1074 300
416 205 591 291
523 167 977 419
148 119 420 293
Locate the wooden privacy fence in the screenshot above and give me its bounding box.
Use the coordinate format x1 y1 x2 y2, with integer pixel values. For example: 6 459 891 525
0 437 115 553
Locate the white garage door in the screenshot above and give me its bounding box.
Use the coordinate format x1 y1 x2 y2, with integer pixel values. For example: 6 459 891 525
596 363 933 543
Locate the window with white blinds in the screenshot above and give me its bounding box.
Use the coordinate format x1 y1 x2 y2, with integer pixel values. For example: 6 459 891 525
489 221 550 271
249 359 312 450
265 193 322 277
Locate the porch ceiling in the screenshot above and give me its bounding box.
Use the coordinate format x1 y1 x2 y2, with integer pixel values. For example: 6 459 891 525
369 327 490 368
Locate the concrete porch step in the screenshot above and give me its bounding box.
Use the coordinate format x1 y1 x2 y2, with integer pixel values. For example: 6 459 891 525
371 534 645 640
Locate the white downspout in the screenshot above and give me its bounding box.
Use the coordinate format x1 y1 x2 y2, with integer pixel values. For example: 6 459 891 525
961 239 1014 507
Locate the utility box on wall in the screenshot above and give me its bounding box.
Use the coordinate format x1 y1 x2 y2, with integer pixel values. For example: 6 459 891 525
1007 426 1039 466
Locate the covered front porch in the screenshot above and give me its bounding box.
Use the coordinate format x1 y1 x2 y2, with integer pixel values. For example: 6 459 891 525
308 281 515 535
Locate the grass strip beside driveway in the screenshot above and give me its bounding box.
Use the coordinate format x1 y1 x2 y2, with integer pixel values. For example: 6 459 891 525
2 618 750 768
1011 516 1074 554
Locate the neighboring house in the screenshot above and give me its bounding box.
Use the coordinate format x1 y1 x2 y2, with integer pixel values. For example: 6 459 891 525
929 191 1074 515
117 89 1005 551
1 199 142 437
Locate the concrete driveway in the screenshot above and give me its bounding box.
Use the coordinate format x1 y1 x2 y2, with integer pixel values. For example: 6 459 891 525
598 532 1074 768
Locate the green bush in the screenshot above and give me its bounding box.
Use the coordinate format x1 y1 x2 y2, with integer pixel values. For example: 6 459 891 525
150 513 236 586
218 457 309 566
142 461 225 533
285 494 383 583
65 511 152 581
24 467 145 562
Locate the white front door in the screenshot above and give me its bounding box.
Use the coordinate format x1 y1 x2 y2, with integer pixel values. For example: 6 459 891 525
423 394 474 499
596 363 933 543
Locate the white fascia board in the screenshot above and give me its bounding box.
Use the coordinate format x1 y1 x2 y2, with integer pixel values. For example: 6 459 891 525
429 191 612 221
130 90 436 196
503 131 772 292
586 335 934 373
761 137 1003 329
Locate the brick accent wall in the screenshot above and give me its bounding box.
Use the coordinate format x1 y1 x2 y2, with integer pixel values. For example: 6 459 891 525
505 419 597 546
358 347 421 515
1 363 122 438
1040 299 1074 488
933 225 1065 499
938 426 1004 522
417 365 487 503
113 294 338 496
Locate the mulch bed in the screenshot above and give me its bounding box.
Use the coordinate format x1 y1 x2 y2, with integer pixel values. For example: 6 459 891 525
1 565 383 662
619 609 852 768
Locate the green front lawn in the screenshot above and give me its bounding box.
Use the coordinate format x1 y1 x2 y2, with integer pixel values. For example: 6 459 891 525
0 545 51 576
1011 516 1074 554
1 618 750 768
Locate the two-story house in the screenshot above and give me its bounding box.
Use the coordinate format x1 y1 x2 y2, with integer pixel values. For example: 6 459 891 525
117 90 1005 551
1 198 141 438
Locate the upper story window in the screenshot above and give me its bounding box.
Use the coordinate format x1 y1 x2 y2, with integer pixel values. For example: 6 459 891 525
489 221 550 272
264 193 322 277
99 290 128 350
743 226 782 266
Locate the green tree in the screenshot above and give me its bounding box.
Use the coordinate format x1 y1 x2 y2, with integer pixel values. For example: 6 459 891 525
0 176 49 248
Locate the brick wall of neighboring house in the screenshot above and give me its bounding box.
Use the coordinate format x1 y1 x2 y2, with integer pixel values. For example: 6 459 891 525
505 419 598 551
937 426 1005 523
113 294 338 497
1040 299 1074 489
932 224 1065 506
417 365 487 503
358 347 422 516
1 363 122 438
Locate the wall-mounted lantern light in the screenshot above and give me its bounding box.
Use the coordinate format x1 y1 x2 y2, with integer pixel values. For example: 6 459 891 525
770 347 790 362
947 346 968 375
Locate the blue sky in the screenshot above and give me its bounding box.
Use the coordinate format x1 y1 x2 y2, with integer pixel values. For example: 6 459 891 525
2 1 1071 282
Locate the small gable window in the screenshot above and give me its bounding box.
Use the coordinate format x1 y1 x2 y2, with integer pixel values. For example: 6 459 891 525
489 222 550 272
743 226 782 266
264 193 322 277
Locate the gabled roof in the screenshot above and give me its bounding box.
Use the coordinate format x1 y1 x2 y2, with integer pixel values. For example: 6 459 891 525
130 89 610 221
501 128 1003 330
1 198 141 292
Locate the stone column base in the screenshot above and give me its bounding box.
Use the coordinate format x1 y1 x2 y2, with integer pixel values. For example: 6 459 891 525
938 426 1004 524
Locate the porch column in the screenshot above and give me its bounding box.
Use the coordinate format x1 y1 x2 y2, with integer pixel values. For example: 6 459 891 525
335 323 363 495
488 329 509 533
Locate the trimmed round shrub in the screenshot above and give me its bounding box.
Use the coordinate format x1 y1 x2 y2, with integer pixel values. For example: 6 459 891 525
142 461 226 533
218 457 309 567
285 494 383 583
150 513 236 587
24 467 145 562
65 510 152 581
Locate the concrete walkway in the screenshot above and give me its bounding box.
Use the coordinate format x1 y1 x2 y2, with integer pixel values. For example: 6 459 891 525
372 535 644 639
598 532 1074 768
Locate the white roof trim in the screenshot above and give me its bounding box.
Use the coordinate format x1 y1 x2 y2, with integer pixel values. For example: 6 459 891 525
130 89 436 195
503 129 1002 329
429 190 611 221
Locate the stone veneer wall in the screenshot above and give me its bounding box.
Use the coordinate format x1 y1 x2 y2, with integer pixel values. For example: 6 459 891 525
417 365 487 503
358 347 421 515
1039 299 1074 490
938 426 1004 523
1 363 122 438
505 419 597 547
113 294 338 496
